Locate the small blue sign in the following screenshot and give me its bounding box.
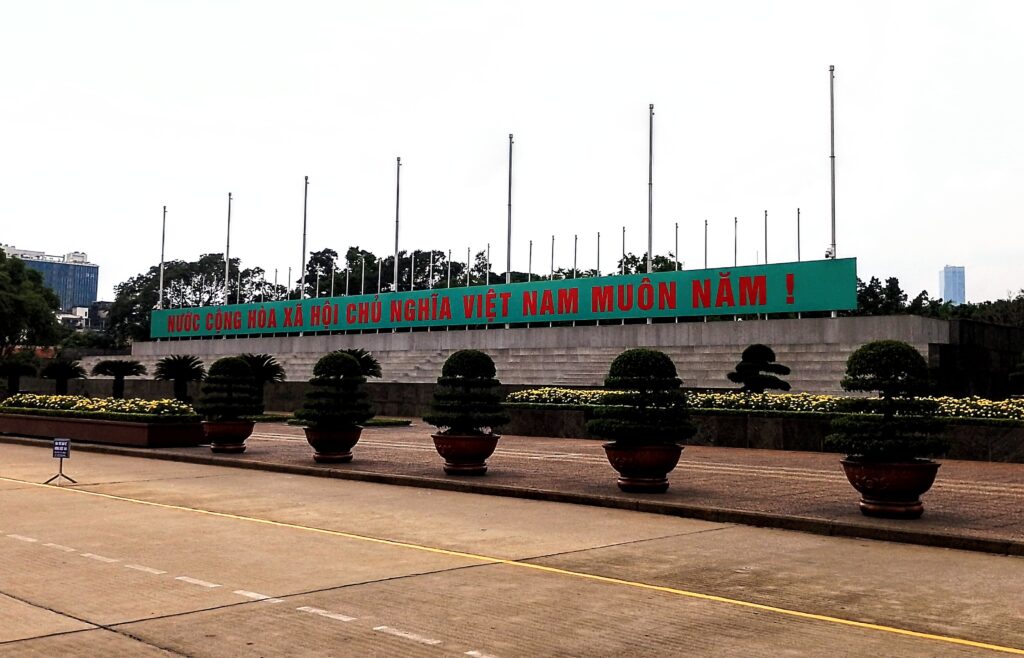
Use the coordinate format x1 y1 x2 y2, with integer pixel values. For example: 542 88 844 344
53 439 70 459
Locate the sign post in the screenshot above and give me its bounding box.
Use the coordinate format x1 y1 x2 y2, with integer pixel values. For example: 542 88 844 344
44 439 76 485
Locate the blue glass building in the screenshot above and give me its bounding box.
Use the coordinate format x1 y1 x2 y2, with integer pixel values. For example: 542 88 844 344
939 265 965 305
2 246 99 311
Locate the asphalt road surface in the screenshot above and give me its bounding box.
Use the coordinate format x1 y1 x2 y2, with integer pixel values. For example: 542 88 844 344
1 442 1022 657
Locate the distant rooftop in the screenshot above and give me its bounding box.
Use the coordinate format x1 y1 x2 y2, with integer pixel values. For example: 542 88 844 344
1 244 96 266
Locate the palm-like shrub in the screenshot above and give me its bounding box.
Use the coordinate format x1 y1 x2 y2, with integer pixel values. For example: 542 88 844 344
154 355 206 402
194 357 259 421
826 340 948 461
726 344 791 393
1008 351 1024 396
295 352 374 430
586 348 696 446
239 353 285 413
423 350 509 435
0 353 38 397
41 359 87 395
90 359 147 399
335 348 382 379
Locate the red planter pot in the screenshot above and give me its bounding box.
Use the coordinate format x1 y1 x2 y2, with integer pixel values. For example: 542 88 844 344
304 427 362 463
431 433 499 475
603 442 684 493
839 458 941 519
202 420 255 454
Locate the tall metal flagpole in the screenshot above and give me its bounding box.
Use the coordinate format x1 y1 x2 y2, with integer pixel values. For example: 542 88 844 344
572 234 577 279
446 250 452 288
621 226 625 275
158 206 166 309
829 65 837 259
274 268 278 300
550 235 555 279
647 104 654 274
393 157 401 291
361 257 366 294
596 232 600 275
506 133 513 284
287 266 292 299
466 248 471 287
797 208 802 261
704 219 708 268
528 240 533 282
330 262 335 296
733 217 738 267
410 252 415 291
224 193 232 304
377 266 382 294
674 222 679 271
428 251 434 289
237 270 241 303
485 244 490 285
345 268 350 295
764 210 768 264
301 177 308 299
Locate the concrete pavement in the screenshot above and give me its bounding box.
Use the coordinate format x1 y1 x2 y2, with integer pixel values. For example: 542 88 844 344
1 444 1023 656
5 420 1021 555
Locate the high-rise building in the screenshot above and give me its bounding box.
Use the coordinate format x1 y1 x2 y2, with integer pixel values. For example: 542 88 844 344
939 265 966 305
1 244 99 311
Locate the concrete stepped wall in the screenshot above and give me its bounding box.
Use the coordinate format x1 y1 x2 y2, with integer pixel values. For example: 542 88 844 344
108 316 952 394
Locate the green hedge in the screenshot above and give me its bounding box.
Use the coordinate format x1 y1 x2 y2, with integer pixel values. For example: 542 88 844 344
0 407 201 424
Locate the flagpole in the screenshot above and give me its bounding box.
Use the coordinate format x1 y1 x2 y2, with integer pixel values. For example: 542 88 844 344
506 133 513 284
224 193 232 304
647 104 654 274
158 205 166 309
393 157 401 291
301 177 308 298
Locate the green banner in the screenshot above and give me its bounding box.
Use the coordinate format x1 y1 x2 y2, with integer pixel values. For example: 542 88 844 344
151 258 857 338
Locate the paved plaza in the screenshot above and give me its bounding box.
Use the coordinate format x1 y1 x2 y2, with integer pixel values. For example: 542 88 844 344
1 433 1023 656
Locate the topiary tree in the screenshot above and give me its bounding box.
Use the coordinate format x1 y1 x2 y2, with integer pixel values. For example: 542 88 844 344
91 359 147 399
41 358 87 395
0 352 39 398
334 348 382 379
154 355 206 402
194 357 260 421
826 340 947 462
295 352 374 430
423 350 509 435
239 353 285 413
586 348 696 446
726 344 791 393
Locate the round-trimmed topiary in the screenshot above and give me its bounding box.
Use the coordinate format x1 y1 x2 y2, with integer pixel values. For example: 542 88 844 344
194 357 260 422
726 344 791 394
586 348 695 446
826 340 948 519
296 352 374 431
423 349 509 435
423 350 509 475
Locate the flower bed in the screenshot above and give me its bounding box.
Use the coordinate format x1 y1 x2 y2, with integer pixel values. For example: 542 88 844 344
0 394 203 448
503 389 1024 463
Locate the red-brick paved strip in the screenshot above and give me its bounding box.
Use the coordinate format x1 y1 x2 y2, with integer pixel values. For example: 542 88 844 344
4 420 1023 556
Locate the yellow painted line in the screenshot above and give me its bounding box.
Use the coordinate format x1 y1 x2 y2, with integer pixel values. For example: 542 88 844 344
3 474 1022 655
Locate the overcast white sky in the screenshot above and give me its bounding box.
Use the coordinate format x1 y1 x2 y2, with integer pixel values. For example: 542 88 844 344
2 1 1021 303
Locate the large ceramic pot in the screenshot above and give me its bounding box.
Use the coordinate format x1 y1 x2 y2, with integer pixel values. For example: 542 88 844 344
431 433 499 475
202 420 255 454
603 442 683 493
304 427 362 463
839 458 940 519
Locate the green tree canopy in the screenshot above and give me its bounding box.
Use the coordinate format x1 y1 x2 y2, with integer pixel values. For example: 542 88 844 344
0 249 61 356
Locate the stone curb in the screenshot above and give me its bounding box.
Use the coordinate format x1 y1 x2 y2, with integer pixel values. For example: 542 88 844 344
4 435 1022 557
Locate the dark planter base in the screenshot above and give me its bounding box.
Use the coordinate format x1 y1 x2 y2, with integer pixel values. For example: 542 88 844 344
304 427 362 463
0 413 204 448
431 433 499 475
203 420 255 454
603 442 684 493
839 458 941 519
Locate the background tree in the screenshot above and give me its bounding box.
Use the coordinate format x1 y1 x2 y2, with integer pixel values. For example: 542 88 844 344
41 358 87 395
239 353 285 413
0 352 39 397
91 359 147 399
0 249 61 357
726 344 792 393
154 355 206 401
615 252 678 275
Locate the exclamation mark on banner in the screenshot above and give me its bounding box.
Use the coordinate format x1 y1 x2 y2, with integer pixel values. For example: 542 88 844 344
786 274 795 304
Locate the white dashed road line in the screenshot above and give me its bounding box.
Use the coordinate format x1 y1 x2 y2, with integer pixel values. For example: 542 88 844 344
233 590 284 603
296 606 356 622
175 576 221 588
125 564 167 575
42 542 77 552
80 553 119 563
6 534 38 543
373 626 442 646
